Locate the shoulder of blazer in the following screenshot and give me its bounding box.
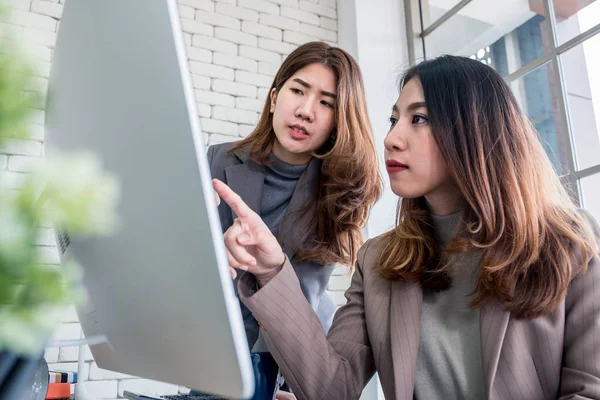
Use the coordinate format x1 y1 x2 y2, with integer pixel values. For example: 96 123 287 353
208 141 239 163
207 141 255 173
357 234 390 278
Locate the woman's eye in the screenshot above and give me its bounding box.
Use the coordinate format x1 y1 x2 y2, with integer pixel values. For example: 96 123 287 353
389 116 398 127
291 88 303 95
412 114 429 124
321 100 333 108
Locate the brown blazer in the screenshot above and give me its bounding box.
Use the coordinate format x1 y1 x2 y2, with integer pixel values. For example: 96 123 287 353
239 229 600 399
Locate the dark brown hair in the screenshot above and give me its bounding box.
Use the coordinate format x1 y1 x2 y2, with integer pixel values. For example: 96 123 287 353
231 42 382 267
379 55 599 319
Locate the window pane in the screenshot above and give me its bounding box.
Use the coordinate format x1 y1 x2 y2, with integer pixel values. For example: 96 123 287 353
551 0 600 45
419 0 462 29
580 172 600 224
510 63 570 175
423 0 551 76
561 35 600 171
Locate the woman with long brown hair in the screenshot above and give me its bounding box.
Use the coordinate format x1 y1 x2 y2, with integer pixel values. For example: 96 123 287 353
214 54 600 399
200 41 381 398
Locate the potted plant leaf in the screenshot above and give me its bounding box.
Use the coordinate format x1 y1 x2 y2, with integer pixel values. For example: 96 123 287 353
0 6 120 398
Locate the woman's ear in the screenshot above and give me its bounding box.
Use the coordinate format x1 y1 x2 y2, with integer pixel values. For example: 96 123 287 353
269 88 278 113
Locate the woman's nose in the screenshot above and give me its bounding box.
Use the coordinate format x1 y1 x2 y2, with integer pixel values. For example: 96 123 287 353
384 123 407 152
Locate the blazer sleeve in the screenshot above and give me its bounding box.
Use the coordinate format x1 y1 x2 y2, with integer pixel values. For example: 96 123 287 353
559 214 600 399
238 240 377 400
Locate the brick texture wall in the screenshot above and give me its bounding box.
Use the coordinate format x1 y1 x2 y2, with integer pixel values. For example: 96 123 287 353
1 0 345 398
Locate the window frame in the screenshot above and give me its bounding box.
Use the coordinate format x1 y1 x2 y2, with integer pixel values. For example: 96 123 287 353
404 0 600 205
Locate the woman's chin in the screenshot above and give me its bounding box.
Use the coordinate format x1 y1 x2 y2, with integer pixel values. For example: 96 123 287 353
391 188 422 199
280 142 312 156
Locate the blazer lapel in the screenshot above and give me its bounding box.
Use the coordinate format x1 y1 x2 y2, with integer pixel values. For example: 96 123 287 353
389 279 423 400
480 298 510 399
225 149 265 219
278 157 321 257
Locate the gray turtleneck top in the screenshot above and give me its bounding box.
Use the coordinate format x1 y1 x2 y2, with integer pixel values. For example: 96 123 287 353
414 212 487 400
252 155 308 352
261 155 308 237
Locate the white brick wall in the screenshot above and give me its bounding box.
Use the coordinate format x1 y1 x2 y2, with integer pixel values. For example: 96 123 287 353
2 0 340 397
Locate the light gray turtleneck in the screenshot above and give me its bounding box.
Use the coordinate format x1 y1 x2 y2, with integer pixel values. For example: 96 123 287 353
414 212 487 400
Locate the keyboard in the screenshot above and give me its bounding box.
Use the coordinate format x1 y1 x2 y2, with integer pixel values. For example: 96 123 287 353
162 395 227 400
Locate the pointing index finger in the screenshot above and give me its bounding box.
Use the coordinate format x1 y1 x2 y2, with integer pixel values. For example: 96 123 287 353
212 179 253 219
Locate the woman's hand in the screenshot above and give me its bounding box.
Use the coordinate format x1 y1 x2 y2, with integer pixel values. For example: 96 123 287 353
213 179 286 286
275 390 297 400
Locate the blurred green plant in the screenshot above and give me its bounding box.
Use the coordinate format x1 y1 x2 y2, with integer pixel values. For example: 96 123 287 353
0 12 120 355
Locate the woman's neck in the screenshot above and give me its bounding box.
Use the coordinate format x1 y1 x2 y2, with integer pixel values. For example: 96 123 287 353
425 185 463 216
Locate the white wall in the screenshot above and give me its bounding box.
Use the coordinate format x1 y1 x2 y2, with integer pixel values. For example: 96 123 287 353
337 1 409 398
338 0 409 240
1 0 340 398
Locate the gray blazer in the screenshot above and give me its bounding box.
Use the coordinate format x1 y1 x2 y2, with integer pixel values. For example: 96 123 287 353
207 142 336 347
239 224 600 399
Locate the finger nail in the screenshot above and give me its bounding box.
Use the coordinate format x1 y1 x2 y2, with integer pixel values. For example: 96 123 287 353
238 233 250 243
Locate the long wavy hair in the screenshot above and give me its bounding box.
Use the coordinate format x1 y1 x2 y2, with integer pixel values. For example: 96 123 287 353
379 55 599 319
230 42 382 267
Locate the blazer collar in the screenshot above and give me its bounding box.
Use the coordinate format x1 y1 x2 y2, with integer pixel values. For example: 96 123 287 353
389 279 422 400
225 148 266 218
480 298 510 398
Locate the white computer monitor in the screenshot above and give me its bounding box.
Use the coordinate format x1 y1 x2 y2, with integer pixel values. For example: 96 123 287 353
44 0 254 398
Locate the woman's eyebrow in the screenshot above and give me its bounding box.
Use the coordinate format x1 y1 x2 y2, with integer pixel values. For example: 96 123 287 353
392 101 427 113
293 78 337 99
